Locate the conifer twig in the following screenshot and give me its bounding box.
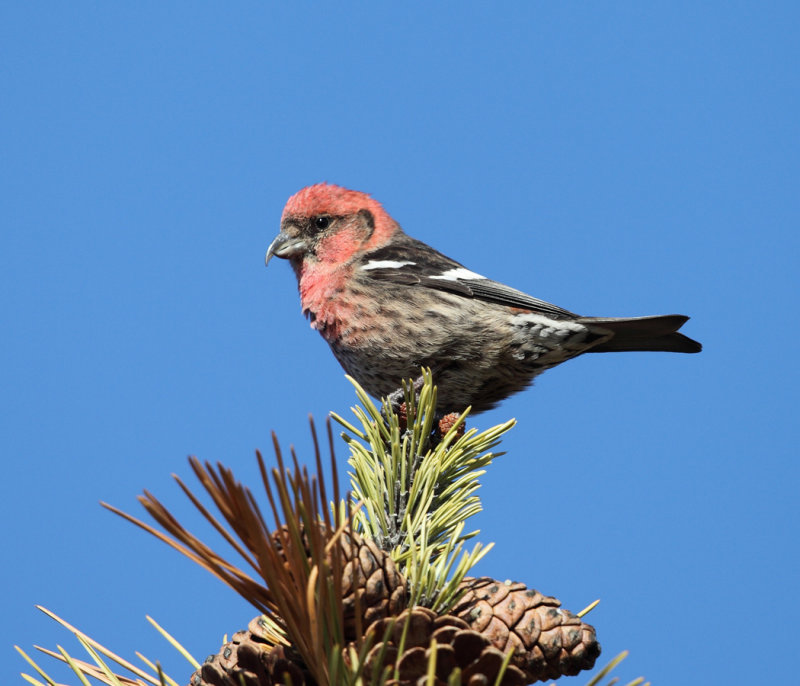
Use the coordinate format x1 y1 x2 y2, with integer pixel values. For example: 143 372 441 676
333 371 514 611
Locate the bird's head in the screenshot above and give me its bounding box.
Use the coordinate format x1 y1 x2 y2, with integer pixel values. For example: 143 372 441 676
266 183 399 270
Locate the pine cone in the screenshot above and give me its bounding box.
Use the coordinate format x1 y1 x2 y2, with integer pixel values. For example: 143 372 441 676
362 606 526 686
189 616 311 686
272 524 407 638
340 528 408 634
452 577 600 683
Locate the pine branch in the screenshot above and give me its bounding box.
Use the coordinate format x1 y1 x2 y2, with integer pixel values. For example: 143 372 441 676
332 370 514 612
18 373 619 685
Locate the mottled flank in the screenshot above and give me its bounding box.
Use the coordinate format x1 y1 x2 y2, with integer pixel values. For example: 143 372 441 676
267 183 701 413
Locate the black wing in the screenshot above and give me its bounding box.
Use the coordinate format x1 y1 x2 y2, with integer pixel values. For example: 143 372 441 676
361 238 578 320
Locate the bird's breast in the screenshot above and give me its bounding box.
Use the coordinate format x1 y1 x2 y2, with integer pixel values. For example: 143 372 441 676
297 264 353 343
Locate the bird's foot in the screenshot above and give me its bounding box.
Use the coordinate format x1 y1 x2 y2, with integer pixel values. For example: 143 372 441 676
390 403 465 449
385 375 466 447
386 387 408 416
386 374 427 415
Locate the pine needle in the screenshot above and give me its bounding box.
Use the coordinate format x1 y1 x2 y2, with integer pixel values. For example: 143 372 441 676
145 616 200 671
578 598 601 617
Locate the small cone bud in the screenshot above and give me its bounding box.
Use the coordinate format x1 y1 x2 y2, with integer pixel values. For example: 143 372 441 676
437 412 464 438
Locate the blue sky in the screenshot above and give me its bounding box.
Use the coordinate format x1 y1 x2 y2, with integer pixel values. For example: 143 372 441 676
2 3 798 684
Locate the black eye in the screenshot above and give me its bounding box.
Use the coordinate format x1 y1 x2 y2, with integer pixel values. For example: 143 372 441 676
314 216 330 230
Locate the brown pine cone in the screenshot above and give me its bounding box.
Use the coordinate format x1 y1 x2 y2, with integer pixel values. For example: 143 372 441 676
452 577 600 683
272 524 407 638
362 606 526 686
189 617 311 686
340 528 408 634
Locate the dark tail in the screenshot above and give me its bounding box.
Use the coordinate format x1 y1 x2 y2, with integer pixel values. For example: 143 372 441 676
580 314 702 354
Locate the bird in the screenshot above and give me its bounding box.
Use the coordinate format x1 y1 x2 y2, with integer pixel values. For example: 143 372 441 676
266 183 701 414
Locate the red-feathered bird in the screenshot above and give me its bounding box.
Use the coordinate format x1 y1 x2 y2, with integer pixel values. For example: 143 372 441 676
266 183 701 413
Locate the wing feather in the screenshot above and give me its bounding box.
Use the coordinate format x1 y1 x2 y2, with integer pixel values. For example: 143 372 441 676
361 239 577 319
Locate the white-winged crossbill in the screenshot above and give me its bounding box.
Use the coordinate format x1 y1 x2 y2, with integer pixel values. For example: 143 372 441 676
266 183 701 413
